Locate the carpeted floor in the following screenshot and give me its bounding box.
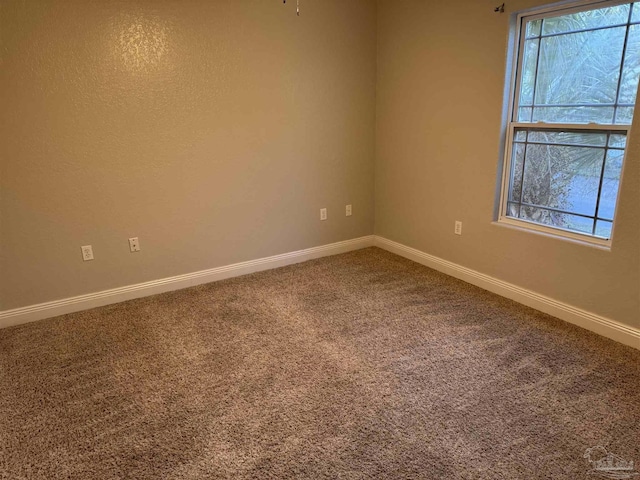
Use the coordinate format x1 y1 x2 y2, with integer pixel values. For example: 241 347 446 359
0 247 638 479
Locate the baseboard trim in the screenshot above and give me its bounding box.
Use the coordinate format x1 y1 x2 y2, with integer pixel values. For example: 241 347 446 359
4 234 637 350
0 235 375 329
374 236 640 350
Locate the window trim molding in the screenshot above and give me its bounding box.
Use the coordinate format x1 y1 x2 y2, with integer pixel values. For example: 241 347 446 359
497 0 636 248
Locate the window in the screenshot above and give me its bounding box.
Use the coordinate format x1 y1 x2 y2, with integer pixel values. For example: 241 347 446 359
499 0 640 244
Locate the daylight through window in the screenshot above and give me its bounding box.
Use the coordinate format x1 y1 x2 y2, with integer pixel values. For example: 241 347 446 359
499 0 640 242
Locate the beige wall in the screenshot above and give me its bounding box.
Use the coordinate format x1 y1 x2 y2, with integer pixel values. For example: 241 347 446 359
376 0 640 329
2 0 638 331
0 0 377 310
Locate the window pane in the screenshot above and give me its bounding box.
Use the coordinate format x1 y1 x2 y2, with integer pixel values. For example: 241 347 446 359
519 39 539 106
532 106 615 123
615 106 634 123
595 220 613 239
527 130 607 146
515 130 527 142
541 5 630 36
521 143 604 216
509 143 526 202
609 133 627 148
618 25 640 105
518 107 533 122
534 28 626 119
597 149 624 220
526 19 542 38
632 2 640 22
508 202 521 217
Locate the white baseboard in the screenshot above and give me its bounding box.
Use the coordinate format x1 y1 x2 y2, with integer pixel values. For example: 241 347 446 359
3 234 638 351
0 235 375 329
374 236 640 350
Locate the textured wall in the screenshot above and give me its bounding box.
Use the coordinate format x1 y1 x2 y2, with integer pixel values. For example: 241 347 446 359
0 0 377 310
375 0 640 329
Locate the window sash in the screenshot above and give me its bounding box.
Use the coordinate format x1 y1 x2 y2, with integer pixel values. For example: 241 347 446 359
500 124 629 245
504 124 627 237
512 1 637 123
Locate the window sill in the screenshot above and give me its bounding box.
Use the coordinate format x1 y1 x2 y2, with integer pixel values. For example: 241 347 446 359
492 217 612 251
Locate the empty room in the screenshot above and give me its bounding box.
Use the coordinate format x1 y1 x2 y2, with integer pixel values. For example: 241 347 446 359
1 0 639 478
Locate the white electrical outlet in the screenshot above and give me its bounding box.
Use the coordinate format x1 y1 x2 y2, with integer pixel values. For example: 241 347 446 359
320 208 327 221
129 237 140 252
81 245 94 261
346 204 352 216
454 221 462 236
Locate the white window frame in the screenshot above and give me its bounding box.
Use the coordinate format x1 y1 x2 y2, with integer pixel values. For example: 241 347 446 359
498 0 635 247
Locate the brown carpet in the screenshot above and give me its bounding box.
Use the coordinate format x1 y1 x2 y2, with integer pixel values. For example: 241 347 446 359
1 247 638 479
